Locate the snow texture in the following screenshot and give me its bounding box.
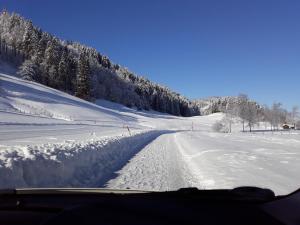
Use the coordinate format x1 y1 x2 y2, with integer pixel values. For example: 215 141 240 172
1 73 300 195
0 130 165 188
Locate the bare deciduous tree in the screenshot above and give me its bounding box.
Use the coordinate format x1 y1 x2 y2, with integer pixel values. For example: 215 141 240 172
244 102 258 132
291 106 299 128
237 93 249 132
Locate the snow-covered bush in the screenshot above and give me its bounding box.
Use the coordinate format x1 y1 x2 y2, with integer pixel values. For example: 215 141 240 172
212 118 234 133
17 60 39 81
212 121 225 132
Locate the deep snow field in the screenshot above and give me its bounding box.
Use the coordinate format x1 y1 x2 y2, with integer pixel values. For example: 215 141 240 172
1 73 300 195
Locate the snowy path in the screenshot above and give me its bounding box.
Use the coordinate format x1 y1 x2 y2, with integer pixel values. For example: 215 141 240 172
107 132 199 191
107 130 300 195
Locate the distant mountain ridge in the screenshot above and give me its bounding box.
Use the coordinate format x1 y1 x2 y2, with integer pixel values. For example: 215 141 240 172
0 10 199 116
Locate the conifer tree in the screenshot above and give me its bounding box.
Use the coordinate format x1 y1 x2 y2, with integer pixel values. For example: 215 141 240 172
75 52 90 100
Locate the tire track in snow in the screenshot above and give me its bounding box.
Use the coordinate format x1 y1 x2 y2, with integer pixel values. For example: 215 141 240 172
106 131 201 191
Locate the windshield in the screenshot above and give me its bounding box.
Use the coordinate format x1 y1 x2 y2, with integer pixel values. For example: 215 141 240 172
0 1 299 196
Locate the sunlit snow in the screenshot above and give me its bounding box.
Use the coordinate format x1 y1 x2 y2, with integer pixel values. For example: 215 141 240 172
1 73 300 195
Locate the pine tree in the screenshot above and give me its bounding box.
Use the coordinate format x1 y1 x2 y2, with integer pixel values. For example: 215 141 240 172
21 21 39 58
57 49 68 90
32 32 48 64
67 56 77 93
75 52 90 100
41 39 60 86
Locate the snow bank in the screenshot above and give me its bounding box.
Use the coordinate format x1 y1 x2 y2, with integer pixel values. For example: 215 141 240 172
0 130 165 188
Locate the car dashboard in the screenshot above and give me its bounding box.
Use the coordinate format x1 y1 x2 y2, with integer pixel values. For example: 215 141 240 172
0 187 298 225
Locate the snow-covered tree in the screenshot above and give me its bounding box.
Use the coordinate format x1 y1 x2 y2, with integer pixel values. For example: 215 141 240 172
224 101 238 133
237 94 249 132
21 21 39 57
291 106 299 128
269 103 286 130
75 52 90 100
17 59 39 81
244 102 258 132
57 48 69 90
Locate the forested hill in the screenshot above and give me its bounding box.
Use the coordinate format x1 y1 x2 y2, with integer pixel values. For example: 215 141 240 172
0 10 200 116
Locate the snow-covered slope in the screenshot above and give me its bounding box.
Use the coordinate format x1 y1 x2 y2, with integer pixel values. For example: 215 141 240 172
193 96 260 115
192 96 237 115
0 73 130 123
0 11 199 117
1 73 300 195
0 73 149 146
0 73 206 188
0 73 170 188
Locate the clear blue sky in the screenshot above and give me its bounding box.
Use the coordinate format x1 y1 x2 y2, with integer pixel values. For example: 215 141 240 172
2 0 300 109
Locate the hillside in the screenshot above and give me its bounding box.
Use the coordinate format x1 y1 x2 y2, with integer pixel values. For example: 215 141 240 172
193 96 255 115
0 72 199 147
0 10 199 117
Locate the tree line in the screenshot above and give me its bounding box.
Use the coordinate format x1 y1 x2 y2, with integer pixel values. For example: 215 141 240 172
0 10 199 116
213 94 300 132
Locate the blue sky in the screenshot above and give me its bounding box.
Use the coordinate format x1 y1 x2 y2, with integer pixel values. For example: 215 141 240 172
1 0 300 109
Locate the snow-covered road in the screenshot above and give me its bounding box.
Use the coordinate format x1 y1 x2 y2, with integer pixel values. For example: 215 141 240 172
107 132 199 191
108 130 300 195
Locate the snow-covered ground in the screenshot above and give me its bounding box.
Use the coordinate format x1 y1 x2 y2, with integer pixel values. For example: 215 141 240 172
0 73 144 147
108 130 300 195
1 73 300 195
